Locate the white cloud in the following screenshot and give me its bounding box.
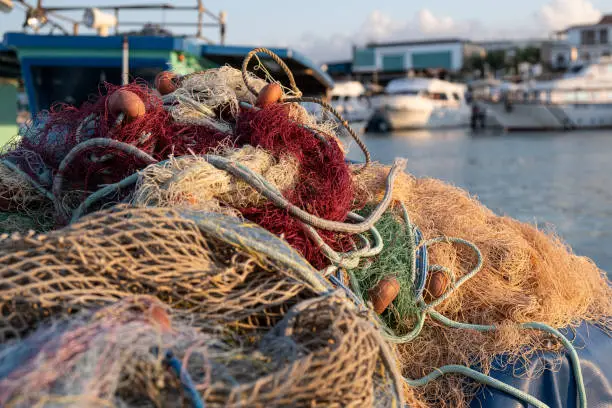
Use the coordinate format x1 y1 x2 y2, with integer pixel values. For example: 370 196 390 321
536 0 602 31
417 9 458 34
291 0 603 63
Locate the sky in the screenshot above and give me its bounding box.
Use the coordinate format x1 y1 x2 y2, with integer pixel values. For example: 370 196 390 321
0 0 609 62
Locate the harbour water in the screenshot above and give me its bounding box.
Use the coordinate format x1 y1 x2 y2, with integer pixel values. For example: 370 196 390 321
341 128 612 275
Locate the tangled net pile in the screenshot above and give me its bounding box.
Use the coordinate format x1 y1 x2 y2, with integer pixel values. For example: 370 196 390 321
0 48 610 408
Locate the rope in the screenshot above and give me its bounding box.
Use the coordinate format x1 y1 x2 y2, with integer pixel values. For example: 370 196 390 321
429 310 587 408
69 154 403 234
70 173 139 223
163 350 206 408
418 236 483 311
202 155 404 233
52 138 156 222
240 48 370 169
0 159 56 203
338 209 587 408
241 47 301 97
283 96 371 168
404 365 550 408
304 212 383 268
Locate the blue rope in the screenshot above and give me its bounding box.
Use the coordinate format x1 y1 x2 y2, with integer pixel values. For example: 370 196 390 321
413 228 428 300
329 274 365 307
163 350 206 408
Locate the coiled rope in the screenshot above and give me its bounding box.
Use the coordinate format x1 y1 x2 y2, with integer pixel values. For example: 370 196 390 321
335 204 587 408
240 47 371 169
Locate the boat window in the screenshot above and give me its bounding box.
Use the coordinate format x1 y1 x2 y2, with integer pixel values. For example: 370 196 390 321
388 89 420 96
430 93 448 100
331 95 341 101
452 93 461 101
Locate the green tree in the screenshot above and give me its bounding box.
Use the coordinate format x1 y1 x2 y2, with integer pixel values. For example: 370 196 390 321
485 50 506 71
516 46 541 64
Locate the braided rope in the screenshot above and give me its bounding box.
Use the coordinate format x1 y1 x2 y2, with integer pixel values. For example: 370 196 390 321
283 96 371 168
52 138 156 222
241 47 301 97
341 213 587 408
201 155 404 233
240 47 371 169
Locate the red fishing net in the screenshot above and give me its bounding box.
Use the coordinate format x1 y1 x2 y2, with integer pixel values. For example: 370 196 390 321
236 104 355 268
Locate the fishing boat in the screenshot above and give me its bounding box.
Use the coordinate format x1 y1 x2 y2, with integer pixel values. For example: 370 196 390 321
0 1 333 137
367 77 471 131
482 57 612 131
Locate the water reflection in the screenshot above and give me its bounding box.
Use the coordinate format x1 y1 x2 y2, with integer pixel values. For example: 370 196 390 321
341 128 612 274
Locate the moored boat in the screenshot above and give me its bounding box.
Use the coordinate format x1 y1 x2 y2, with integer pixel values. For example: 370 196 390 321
367 77 471 131
483 57 612 131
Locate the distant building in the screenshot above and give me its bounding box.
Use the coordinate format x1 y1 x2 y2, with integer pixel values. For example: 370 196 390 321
550 14 612 69
351 38 485 84
321 60 353 80
476 39 547 52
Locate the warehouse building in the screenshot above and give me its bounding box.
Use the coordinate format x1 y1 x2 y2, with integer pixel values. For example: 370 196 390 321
351 38 485 84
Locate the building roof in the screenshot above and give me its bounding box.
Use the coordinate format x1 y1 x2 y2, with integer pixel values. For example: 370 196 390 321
364 37 468 48
557 13 612 33
599 14 612 25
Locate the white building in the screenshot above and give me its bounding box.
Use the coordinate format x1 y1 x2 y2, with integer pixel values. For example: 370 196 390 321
352 38 485 82
550 14 612 69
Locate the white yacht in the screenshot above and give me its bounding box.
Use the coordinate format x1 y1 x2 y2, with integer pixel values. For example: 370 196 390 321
330 81 373 123
368 78 471 131
483 57 612 131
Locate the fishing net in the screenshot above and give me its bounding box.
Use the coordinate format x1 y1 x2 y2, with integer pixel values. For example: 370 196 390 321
131 145 299 216
0 45 610 408
0 205 403 407
236 104 356 268
170 66 267 129
354 163 612 407
0 205 323 341
0 294 402 408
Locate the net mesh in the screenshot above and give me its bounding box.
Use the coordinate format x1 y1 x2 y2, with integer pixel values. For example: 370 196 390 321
0 51 610 408
0 205 401 407
0 295 397 408
354 163 612 407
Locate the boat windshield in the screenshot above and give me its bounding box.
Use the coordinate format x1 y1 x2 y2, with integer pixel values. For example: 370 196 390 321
387 89 421 96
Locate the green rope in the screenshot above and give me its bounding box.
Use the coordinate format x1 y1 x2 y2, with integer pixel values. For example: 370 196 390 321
343 205 586 408
429 309 587 408
404 365 550 408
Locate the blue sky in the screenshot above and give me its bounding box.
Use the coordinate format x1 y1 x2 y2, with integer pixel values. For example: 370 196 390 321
1 0 609 61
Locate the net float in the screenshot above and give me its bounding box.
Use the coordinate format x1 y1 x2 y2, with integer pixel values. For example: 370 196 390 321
154 71 178 95
147 304 172 332
107 89 146 120
256 82 283 108
368 276 400 314
426 270 450 300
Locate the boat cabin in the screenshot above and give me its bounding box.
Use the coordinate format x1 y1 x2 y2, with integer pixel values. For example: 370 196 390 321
384 78 468 105
2 33 334 119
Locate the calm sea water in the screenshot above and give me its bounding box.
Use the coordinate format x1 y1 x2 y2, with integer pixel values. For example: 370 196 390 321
341 128 612 275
